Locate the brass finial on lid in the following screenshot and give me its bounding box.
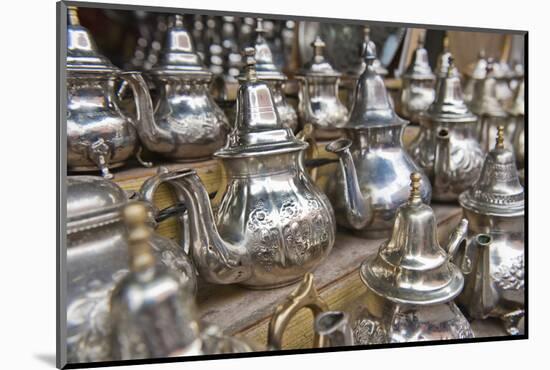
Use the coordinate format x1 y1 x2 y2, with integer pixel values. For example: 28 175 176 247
409 172 422 203
68 6 80 26
123 202 155 273
496 126 505 149
243 47 257 81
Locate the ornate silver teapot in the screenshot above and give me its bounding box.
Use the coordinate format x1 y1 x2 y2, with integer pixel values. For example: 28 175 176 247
470 62 511 153
140 48 335 289
508 79 525 171
409 56 484 202
399 34 436 123
251 18 297 131
456 128 525 335
351 173 474 344
139 14 230 161
66 6 151 179
463 50 487 104
66 178 197 363
325 41 430 239
297 36 348 139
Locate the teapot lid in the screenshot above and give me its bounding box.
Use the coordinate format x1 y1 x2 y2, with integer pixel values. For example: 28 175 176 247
507 79 524 116
435 36 453 77
66 6 119 74
459 127 524 216
66 176 128 234
215 48 307 158
299 36 341 78
150 15 212 78
348 26 388 77
248 18 287 81
470 62 508 117
360 173 465 305
402 34 435 81
346 41 407 129
426 56 478 123
464 50 488 79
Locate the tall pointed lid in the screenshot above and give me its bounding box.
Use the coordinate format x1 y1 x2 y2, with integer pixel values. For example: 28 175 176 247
459 127 524 216
299 36 341 78
249 18 286 81
402 34 435 81
360 173 465 305
435 36 453 77
350 26 388 77
507 79 524 116
470 62 508 117
215 48 307 158
426 56 477 123
465 50 488 79
150 14 211 78
66 6 119 74
346 41 407 129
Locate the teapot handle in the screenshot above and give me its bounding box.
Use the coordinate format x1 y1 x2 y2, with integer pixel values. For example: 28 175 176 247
296 123 320 182
267 273 329 350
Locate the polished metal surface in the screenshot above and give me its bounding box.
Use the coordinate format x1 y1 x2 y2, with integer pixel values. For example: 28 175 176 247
326 41 430 239
142 15 230 161
314 311 355 347
457 128 525 335
297 36 348 139
463 50 487 104
399 34 436 123
350 173 474 343
409 56 484 201
140 49 335 289
508 79 525 170
66 177 197 363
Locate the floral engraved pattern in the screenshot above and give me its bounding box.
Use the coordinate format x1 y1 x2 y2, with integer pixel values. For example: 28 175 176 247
248 202 281 271
493 255 524 290
353 318 386 345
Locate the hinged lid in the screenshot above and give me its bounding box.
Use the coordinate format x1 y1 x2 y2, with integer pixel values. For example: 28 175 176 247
360 173 464 305
66 6 119 74
249 18 287 81
459 127 524 216
298 36 341 78
470 62 508 117
215 48 307 158
402 34 435 81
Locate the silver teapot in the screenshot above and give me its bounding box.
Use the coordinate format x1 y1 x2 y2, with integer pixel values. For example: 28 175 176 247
66 6 151 179
66 178 197 363
139 14 230 161
326 41 430 239
463 50 487 104
351 173 474 344
297 36 348 139
456 128 525 335
251 18 297 131
399 34 436 123
140 48 335 289
409 56 484 202
508 79 525 171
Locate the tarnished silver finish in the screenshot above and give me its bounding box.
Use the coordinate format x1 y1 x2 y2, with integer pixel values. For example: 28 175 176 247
110 203 254 360
471 62 511 152
326 41 430 239
409 56 484 201
463 50 487 104
297 36 348 139
66 177 197 363
508 79 525 170
314 311 355 347
66 7 150 179
141 14 229 161
251 18 297 131
351 173 474 344
457 128 525 335
399 34 436 123
140 49 335 289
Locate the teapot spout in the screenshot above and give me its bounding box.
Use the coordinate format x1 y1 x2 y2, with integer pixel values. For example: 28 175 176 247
326 138 373 230
314 311 355 347
433 128 452 190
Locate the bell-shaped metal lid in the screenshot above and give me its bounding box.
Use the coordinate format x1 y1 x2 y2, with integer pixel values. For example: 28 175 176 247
435 36 453 77
346 41 407 129
507 79 524 116
66 6 118 74
426 56 478 123
150 14 211 78
459 127 524 216
360 173 465 305
299 36 341 78
215 48 307 158
470 62 508 117
66 176 128 234
249 18 286 81
402 34 435 81
465 50 488 79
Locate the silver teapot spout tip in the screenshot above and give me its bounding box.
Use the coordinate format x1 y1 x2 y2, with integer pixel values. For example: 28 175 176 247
326 138 352 154
314 311 355 347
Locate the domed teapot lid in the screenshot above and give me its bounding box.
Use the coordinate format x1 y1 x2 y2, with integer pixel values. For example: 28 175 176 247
150 14 211 78
464 50 488 79
248 18 287 81
298 36 341 78
66 176 128 234
215 48 307 158
360 173 465 305
459 127 524 216
346 41 407 129
470 62 508 117
66 6 119 74
402 34 435 81
426 56 478 123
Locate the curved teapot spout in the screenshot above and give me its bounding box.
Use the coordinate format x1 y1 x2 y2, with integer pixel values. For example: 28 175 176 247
314 311 355 347
326 138 373 230
433 128 452 190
